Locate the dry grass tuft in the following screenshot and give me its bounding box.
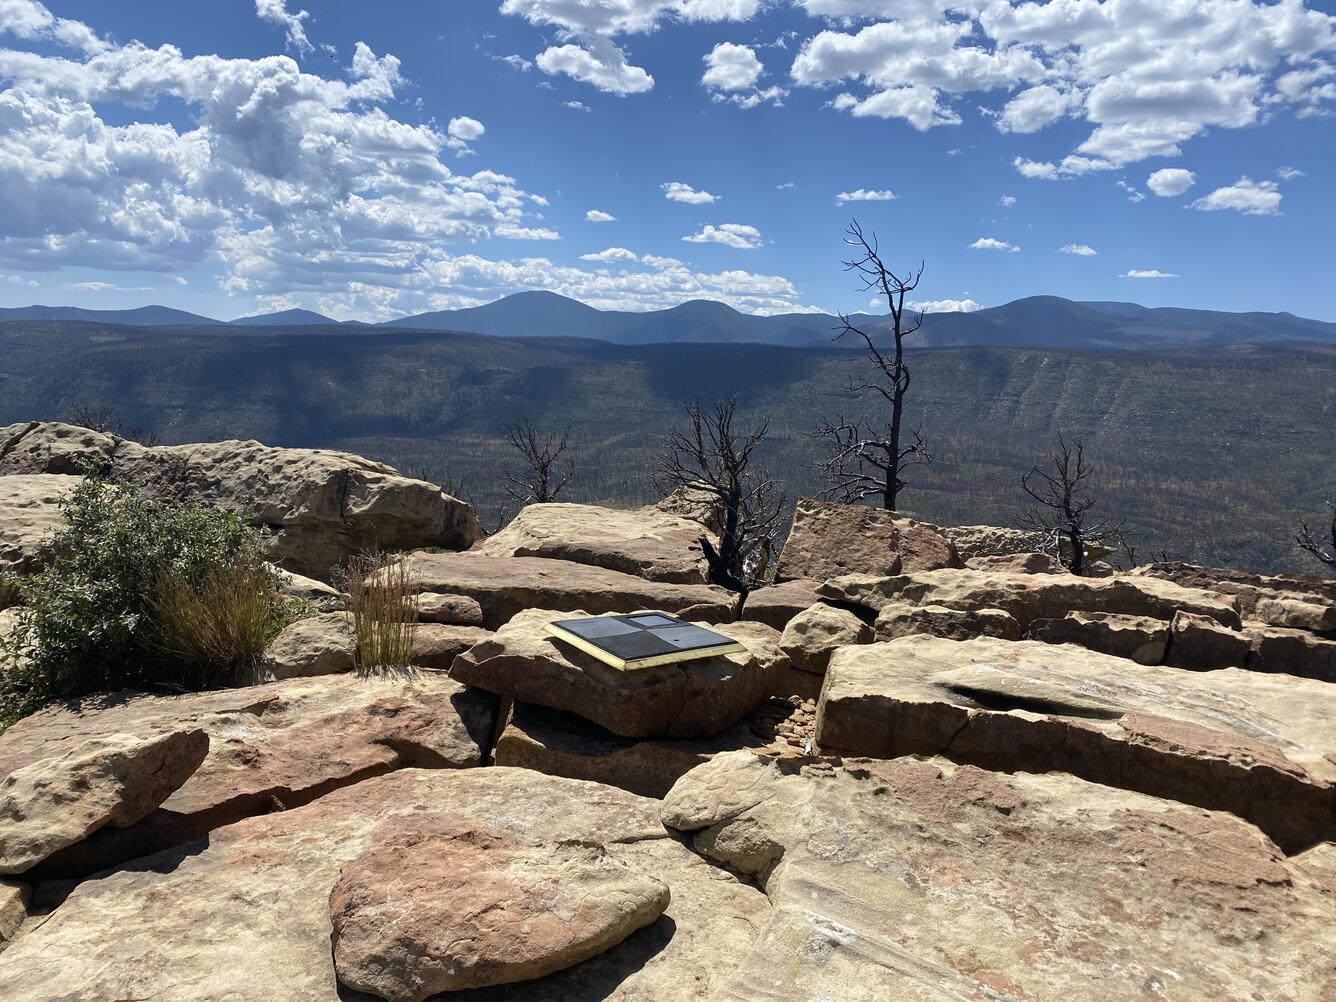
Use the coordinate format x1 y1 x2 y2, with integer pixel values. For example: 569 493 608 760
341 551 418 671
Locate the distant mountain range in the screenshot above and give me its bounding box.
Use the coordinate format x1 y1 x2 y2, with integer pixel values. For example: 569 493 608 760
4 292 1335 350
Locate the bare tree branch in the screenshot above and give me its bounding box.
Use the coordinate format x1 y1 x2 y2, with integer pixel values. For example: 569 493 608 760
1020 434 1125 575
502 419 574 507
1296 499 1336 572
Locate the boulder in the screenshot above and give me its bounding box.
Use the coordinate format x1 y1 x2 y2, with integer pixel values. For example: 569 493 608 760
450 609 783 739
331 829 670 999
663 751 1336 1002
1165 610 1251 668
0 768 770 1002
965 551 1065 574
0 729 208 874
0 474 80 603
409 623 490 670
740 577 824 630
875 603 1021 642
1027 611 1169 664
1246 625 1336 683
472 502 713 583
779 603 872 675
0 674 498 876
273 565 345 611
0 422 481 580
414 592 484 626
775 499 961 582
942 523 1114 563
1252 595 1336 634
406 553 738 629
819 567 1242 629
651 483 724 534
258 613 356 680
814 635 1336 851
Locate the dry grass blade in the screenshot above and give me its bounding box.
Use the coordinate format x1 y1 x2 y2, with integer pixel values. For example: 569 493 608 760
342 551 418 671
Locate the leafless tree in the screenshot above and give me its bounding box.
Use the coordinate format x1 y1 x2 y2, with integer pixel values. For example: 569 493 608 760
502 419 573 507
1296 500 1336 573
65 403 161 446
813 220 929 511
655 397 787 593
1020 435 1125 576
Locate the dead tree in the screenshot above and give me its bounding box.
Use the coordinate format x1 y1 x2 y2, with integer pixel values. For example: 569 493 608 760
813 220 928 511
1297 500 1336 572
655 397 786 593
502 419 573 507
1020 435 1125 576
65 403 160 446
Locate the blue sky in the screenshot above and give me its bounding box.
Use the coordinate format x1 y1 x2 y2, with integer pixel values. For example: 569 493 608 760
0 0 1333 321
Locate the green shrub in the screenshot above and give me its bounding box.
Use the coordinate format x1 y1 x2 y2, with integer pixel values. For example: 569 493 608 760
339 551 418 671
0 477 297 725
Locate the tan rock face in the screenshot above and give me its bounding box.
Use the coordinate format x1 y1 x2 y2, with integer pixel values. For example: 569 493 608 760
0 674 497 876
0 729 208 874
0 422 480 580
1253 595 1336 633
1027 611 1169 664
779 603 872 675
943 523 1115 563
740 577 823 630
662 751 1336 1002
819 567 1242 629
450 609 782 739
1246 625 1336 682
775 499 962 582
414 592 484 626
874 602 1021 642
1130 560 1336 607
472 502 713 584
815 635 1336 850
410 623 490 670
0 768 770 1002
259 613 356 680
407 552 738 628
331 828 670 999
0 473 80 603
0 879 27 944
965 551 1065 574
1166 610 1251 668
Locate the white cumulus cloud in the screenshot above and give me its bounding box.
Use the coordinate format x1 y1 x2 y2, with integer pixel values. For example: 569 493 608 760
909 298 982 313
1122 269 1178 279
683 223 763 249
580 246 640 262
662 181 719 204
1146 168 1196 197
585 209 617 222
1060 244 1098 256
970 237 1019 253
1190 176 1283 215
835 188 896 203
255 0 312 55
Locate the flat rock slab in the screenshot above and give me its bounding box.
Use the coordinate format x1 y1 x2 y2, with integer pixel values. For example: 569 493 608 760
332 829 670 999
815 635 1336 851
0 768 770 1002
740 578 824 631
0 674 498 876
875 602 1020 642
775 499 961 582
1246 625 1336 682
663 751 1336 1002
407 553 737 629
1027 611 1169 664
820 567 1242 629
471 502 713 584
451 609 782 739
0 729 208 874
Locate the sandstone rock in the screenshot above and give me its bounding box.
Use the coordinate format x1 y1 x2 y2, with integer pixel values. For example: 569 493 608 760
0 879 27 944
943 522 1114 563
965 551 1065 574
273 565 345 611
651 483 724 534
258 613 356 680
415 592 484 626
1246 625 1336 683
0 768 770 1001
819 567 1242 629
0 674 497 876
332 828 669 999
815 635 1336 850
779 603 872 675
1165 610 1251 668
740 577 823 630
1252 595 1336 633
875 602 1021 642
1027 611 1169 664
711 619 788 677
663 750 1336 1002
407 552 737 628
775 499 961 582
494 702 772 799
0 474 80 603
1130 560 1336 607
450 609 782 739
0 729 208 874
410 623 490 670
472 502 713 583
0 422 480 580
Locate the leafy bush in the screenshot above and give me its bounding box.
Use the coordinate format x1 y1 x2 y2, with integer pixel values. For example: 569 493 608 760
338 551 418 671
0 478 296 724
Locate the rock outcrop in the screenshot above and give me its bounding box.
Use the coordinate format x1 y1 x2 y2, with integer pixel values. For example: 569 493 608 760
663 751 1336 1001
0 768 770 1001
815 635 1336 850
407 553 738 628
450 609 782 739
1027 611 1169 664
471 502 714 583
775 499 962 582
0 422 480 580
0 474 80 603
0 729 208 874
0 674 498 875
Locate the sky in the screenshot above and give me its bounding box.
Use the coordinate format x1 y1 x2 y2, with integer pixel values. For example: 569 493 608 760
0 0 1333 322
